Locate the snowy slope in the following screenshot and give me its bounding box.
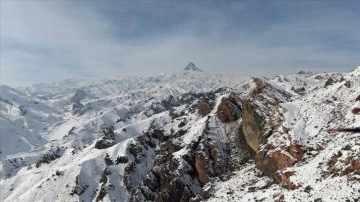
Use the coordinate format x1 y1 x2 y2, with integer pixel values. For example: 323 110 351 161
210 67 360 201
0 67 359 202
0 71 246 201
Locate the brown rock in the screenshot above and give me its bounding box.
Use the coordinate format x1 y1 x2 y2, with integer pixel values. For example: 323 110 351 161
242 100 265 152
251 78 266 96
255 150 278 176
276 171 298 190
253 77 266 88
273 151 296 170
255 147 299 178
195 152 210 184
288 144 305 160
340 159 360 176
216 97 241 123
328 151 342 166
198 97 212 117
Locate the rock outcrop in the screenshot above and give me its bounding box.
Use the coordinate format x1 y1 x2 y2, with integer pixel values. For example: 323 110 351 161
95 126 116 149
241 78 290 152
216 94 242 123
325 77 335 87
241 99 266 152
36 146 63 168
198 97 213 117
128 93 237 201
238 78 308 189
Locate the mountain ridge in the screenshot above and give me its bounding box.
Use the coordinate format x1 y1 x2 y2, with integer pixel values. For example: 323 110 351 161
0 68 359 201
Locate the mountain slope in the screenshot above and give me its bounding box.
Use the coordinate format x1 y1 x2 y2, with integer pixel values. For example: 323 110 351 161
0 68 359 202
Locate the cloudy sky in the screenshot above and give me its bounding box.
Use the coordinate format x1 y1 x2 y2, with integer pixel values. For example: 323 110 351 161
1 1 359 87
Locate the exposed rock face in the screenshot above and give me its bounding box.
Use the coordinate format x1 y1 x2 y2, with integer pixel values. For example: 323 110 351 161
18 105 27 116
240 78 289 153
71 89 89 115
228 123 256 171
325 77 335 87
128 128 200 202
125 77 307 198
291 86 306 95
70 175 88 196
275 171 298 190
288 144 305 161
340 159 360 176
239 77 307 189
314 75 324 80
198 97 213 117
344 80 351 88
148 92 217 118
328 151 360 177
70 89 87 103
95 126 116 149
255 145 304 179
116 156 129 164
128 97 234 202
241 99 266 152
72 101 85 115
216 95 242 123
194 128 230 185
36 146 63 168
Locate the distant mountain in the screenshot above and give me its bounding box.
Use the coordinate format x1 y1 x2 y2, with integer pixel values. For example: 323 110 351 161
183 62 203 72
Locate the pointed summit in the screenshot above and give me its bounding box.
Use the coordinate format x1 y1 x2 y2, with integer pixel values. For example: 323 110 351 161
184 62 203 72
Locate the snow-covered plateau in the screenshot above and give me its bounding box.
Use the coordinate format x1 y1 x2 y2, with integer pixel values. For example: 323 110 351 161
0 66 359 202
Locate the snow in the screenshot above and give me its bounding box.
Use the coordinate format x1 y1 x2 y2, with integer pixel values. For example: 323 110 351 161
0 71 247 201
1 68 359 201
209 68 360 201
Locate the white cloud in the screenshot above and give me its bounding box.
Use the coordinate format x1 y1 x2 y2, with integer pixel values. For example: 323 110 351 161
1 1 359 87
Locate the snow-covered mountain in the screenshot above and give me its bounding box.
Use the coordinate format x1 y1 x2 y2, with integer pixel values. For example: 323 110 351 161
184 63 203 72
0 67 359 202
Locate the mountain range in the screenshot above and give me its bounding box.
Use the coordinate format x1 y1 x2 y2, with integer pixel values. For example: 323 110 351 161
0 65 359 202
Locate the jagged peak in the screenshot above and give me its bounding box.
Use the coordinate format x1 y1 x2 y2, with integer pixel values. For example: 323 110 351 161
184 62 203 72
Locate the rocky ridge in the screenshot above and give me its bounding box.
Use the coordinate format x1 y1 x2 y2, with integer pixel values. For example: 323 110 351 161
0 67 359 201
